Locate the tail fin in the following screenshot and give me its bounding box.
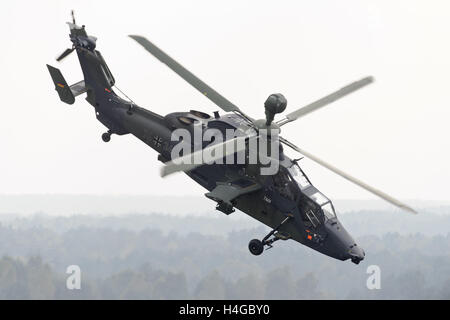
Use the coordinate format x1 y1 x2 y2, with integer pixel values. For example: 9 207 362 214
46 64 87 105
48 14 115 106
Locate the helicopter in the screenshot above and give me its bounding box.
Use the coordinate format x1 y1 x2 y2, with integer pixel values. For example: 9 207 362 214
47 14 416 264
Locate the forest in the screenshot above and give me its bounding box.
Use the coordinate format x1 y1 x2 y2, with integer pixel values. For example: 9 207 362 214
0 207 449 299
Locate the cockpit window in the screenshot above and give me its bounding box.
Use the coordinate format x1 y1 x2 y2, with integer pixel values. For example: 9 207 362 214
309 190 328 206
289 164 311 190
309 190 336 219
288 163 337 221
321 202 336 219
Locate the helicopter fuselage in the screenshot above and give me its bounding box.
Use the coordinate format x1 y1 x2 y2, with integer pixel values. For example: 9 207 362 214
48 22 365 264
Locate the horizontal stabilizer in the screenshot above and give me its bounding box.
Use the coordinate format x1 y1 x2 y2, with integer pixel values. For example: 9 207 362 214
69 80 87 97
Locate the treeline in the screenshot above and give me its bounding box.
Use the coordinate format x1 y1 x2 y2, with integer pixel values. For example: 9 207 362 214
1 254 448 299
2 209 450 237
0 213 449 299
0 256 326 299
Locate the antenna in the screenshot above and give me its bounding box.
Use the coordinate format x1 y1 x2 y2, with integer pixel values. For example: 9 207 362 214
71 10 76 24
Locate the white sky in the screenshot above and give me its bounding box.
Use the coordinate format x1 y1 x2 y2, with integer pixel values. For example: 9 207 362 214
0 0 449 202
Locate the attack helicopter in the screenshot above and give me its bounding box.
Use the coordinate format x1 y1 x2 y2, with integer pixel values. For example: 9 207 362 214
47 14 416 264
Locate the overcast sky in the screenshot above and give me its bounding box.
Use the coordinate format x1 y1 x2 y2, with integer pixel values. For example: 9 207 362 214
0 1 449 203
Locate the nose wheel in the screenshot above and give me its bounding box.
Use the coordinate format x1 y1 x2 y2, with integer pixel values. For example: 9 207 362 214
248 215 292 256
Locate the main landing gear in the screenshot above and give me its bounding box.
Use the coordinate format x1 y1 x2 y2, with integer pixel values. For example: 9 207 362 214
248 215 292 256
102 131 112 142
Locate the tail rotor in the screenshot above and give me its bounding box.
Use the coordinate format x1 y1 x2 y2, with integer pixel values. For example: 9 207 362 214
56 47 75 62
56 10 77 62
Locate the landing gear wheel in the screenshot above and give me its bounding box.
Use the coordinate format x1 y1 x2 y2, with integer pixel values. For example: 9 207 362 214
248 239 264 256
248 215 293 256
102 132 111 142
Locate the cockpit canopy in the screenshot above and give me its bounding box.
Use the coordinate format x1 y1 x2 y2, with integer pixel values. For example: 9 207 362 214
288 164 336 220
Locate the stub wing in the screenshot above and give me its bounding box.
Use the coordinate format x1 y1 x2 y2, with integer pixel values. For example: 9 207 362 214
205 180 261 206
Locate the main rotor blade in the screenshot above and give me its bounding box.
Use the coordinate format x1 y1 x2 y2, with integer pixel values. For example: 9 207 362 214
279 136 417 214
161 136 249 177
129 35 252 118
277 76 374 126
